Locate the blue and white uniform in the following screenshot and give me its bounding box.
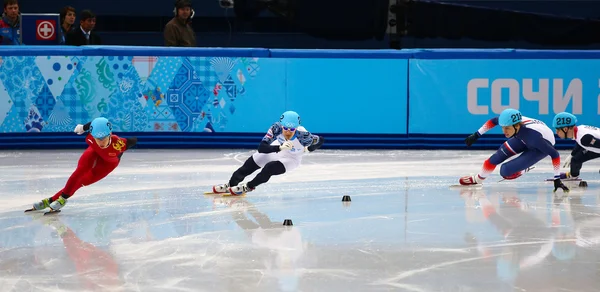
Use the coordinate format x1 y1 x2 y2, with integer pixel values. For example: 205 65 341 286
474 115 561 179
461 109 566 191
253 123 318 172
216 110 325 196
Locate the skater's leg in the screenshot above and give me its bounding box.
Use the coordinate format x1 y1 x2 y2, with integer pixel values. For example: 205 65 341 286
52 147 99 201
47 152 118 211
460 138 526 185
499 150 546 179
570 150 600 177
228 156 261 186
229 158 298 195
79 159 119 187
29 148 97 211
247 161 286 189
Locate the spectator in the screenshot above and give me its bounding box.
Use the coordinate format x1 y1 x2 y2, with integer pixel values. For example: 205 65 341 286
0 0 20 45
59 6 76 45
66 10 101 46
164 0 196 47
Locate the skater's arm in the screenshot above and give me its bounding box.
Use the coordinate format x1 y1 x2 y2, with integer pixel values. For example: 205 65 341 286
82 122 92 132
73 122 93 135
465 117 499 146
296 127 317 147
476 117 499 136
579 134 600 150
125 137 138 149
295 127 324 151
257 124 283 153
307 135 324 152
258 141 281 153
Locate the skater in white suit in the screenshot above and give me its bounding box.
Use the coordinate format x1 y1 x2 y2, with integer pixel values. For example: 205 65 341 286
212 110 325 196
552 112 600 180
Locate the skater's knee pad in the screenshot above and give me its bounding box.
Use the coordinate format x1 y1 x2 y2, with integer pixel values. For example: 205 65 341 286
499 165 511 177
501 172 522 180
499 165 521 179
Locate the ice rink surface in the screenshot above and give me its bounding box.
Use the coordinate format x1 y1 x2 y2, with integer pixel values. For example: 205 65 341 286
1 149 600 292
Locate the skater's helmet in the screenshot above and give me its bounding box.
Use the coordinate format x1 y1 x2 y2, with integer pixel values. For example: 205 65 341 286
90 117 112 139
279 111 301 129
552 112 577 128
498 108 522 127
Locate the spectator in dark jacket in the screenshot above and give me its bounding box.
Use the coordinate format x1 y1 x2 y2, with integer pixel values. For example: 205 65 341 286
59 6 76 45
0 0 20 45
164 0 196 47
66 10 101 46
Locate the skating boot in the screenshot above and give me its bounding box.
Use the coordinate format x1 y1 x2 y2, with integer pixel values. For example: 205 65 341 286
212 183 230 194
459 174 484 186
48 196 68 213
32 198 51 210
559 172 578 181
228 182 254 196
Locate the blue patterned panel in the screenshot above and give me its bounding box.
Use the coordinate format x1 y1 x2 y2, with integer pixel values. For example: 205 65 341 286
56 81 90 125
0 56 45 131
0 53 266 133
102 56 134 82
24 106 44 132
167 59 213 132
34 56 76 98
182 82 210 113
0 77 12 127
34 83 56 121
147 57 183 94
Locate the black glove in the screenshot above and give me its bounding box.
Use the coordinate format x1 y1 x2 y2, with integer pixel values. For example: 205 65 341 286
465 132 481 147
553 178 569 193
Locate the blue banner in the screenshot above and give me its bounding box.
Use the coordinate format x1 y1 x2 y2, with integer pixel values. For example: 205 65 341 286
0 55 408 134
409 59 597 134
20 13 61 45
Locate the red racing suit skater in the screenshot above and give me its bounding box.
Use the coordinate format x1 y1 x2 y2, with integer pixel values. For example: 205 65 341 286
50 132 136 202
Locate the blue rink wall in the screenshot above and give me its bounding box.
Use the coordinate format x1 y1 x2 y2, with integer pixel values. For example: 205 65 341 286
0 46 598 150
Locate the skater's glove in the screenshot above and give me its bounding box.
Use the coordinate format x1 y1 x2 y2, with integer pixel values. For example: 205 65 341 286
74 124 85 135
465 132 481 147
562 155 572 168
279 141 293 151
553 178 569 193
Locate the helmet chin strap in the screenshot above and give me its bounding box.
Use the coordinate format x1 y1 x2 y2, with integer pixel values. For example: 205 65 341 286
508 124 519 138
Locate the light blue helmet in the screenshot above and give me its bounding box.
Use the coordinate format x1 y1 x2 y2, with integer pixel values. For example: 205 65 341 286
552 112 577 128
498 108 522 127
90 117 112 139
279 111 301 128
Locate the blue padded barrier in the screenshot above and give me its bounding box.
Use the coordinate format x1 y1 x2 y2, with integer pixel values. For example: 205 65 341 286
0 47 595 150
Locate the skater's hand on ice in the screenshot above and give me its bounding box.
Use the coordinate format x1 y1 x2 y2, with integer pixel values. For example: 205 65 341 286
279 141 293 151
465 132 481 147
553 178 569 193
562 155 572 168
74 124 85 135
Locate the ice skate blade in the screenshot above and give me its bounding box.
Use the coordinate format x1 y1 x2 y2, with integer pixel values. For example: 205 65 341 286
44 210 61 215
204 191 246 197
